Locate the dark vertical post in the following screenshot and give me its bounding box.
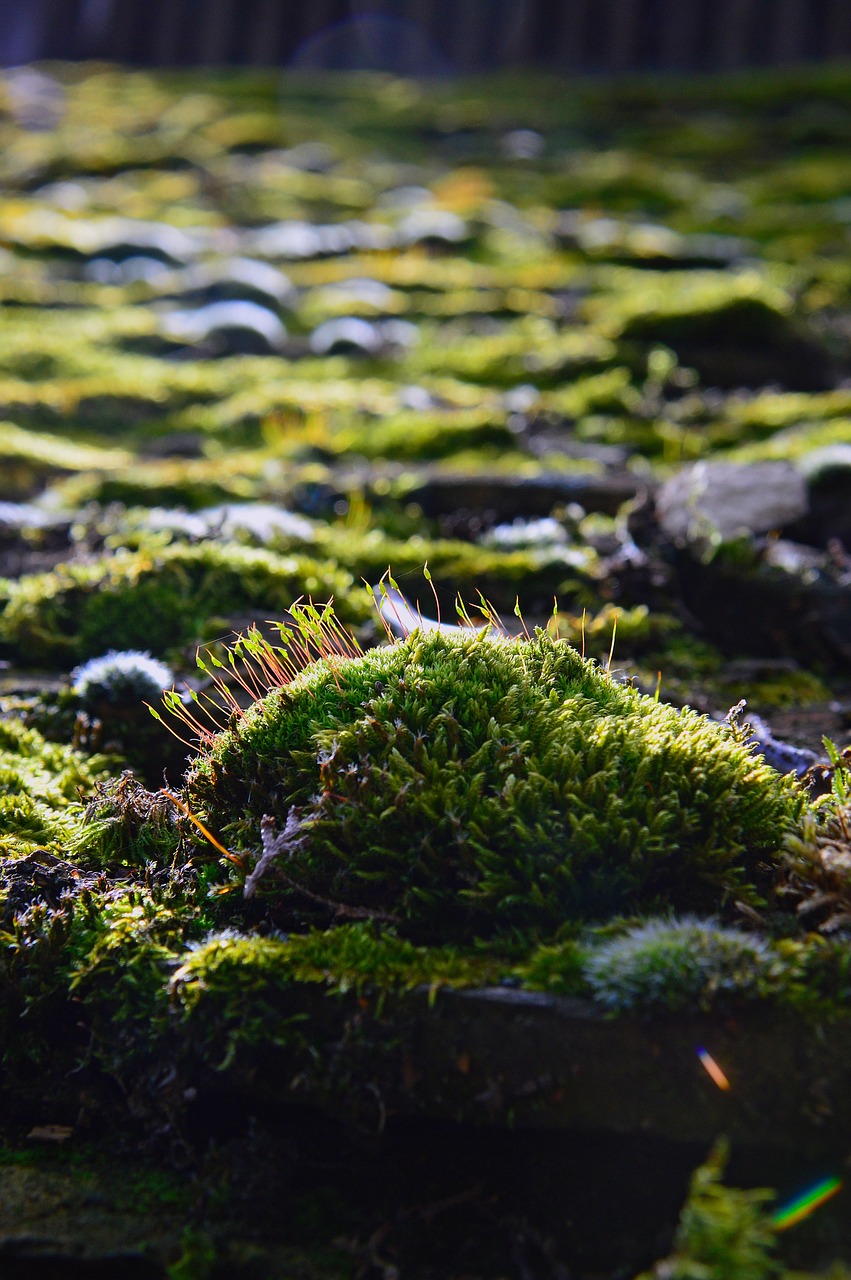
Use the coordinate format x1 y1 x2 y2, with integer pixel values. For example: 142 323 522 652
301 0 342 41
403 0 442 68
556 0 591 71
97 0 141 61
824 0 851 59
769 0 807 64
715 0 755 69
42 0 85 60
658 0 701 71
497 1 535 67
246 0 283 65
452 0 489 72
609 0 641 72
152 0 186 65
196 0 234 64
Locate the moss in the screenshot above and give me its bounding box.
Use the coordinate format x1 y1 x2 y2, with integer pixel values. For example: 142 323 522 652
514 937 587 996
308 528 592 611
409 317 617 386
548 604 683 663
723 419 851 466
0 716 108 855
0 420 133 490
0 542 364 665
583 916 770 1014
331 407 518 462
185 626 804 943
592 269 795 345
166 923 507 1070
718 668 833 712
637 1140 778 1280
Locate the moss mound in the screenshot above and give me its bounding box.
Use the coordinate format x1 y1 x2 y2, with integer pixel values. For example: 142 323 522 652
0 542 362 664
186 629 803 942
0 717 107 856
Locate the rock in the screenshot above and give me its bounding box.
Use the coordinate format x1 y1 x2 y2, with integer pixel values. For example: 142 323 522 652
743 712 820 777
4 67 65 131
656 461 808 548
0 502 75 577
796 444 851 547
398 384 438 411
0 1163 182 1277
135 503 315 544
0 502 74 539
376 184 434 210
672 542 851 671
161 300 287 356
651 465 851 670
246 219 326 260
275 140 337 172
139 432 207 459
618 293 834 391
404 470 642 521
309 316 383 357
247 219 389 260
199 503 315 544
84 255 173 284
556 213 748 267
313 277 396 309
78 217 199 265
480 517 569 550
503 384 541 413
169 257 296 311
395 209 470 248
379 318 417 349
501 129 545 160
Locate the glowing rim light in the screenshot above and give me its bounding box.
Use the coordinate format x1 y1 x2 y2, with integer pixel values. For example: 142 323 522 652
772 1177 843 1231
696 1047 731 1091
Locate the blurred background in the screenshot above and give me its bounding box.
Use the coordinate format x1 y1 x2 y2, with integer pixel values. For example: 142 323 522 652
0 0 849 75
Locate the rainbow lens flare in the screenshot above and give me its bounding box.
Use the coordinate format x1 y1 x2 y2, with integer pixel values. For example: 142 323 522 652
696 1047 730 1091
772 1177 842 1231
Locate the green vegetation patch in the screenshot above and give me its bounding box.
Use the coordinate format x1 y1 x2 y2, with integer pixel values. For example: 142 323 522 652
0 716 107 855
0 542 364 665
185 627 804 943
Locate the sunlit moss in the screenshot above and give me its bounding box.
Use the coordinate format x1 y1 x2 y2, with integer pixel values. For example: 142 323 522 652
0 543 364 664
0 715 107 855
186 626 804 942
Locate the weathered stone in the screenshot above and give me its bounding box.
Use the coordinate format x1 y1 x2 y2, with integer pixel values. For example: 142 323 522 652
796 444 851 548
0 502 75 577
656 461 808 547
169 257 296 312
161 301 287 356
309 316 383 357
395 209 470 248
406 470 643 521
672 544 851 670
619 294 834 391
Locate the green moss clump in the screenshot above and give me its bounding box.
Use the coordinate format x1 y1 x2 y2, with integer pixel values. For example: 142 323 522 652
0 716 107 855
186 628 803 943
583 917 769 1014
637 1140 778 1280
0 543 363 665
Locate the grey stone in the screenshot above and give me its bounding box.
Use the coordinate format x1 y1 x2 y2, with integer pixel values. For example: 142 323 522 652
395 209 469 248
309 316 383 357
84 255 172 284
405 470 642 521
656 461 808 547
797 444 851 547
161 300 287 356
248 219 390 261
